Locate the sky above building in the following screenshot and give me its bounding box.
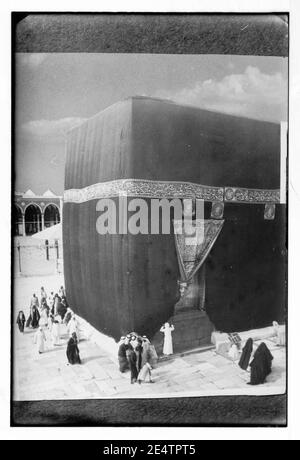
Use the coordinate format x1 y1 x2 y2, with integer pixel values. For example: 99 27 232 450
15 53 288 195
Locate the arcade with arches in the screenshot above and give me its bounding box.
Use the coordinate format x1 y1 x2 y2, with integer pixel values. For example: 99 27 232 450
13 196 61 236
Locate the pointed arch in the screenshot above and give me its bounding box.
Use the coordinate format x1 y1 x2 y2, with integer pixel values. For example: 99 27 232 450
24 204 42 235
13 204 23 236
44 203 60 228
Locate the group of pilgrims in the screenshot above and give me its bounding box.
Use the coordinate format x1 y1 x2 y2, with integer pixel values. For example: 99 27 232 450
117 321 176 385
228 320 285 385
16 287 278 387
16 286 81 365
118 334 158 384
16 285 177 386
238 338 274 386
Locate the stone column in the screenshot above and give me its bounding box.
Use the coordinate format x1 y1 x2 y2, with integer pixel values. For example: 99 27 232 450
41 212 45 231
22 213 26 236
59 198 63 223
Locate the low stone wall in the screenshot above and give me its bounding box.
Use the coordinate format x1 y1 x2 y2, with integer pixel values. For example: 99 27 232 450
212 324 286 358
152 309 214 355
76 315 119 364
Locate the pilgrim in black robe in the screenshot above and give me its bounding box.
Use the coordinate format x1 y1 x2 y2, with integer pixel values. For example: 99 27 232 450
16 311 26 333
31 307 40 328
26 315 31 328
26 307 40 328
249 342 273 385
66 334 81 365
239 338 253 370
127 348 138 383
135 339 143 373
56 300 67 320
118 343 129 373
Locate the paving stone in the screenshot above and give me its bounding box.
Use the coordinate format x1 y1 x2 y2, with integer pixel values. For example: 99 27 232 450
104 365 122 380
200 382 219 391
68 364 94 380
93 379 118 396
111 378 133 391
85 362 111 380
193 362 216 373
167 358 191 369
83 381 103 396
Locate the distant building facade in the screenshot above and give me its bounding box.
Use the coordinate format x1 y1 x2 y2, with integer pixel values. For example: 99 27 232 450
14 189 62 236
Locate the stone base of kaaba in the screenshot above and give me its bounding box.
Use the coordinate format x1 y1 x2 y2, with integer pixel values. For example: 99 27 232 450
152 308 214 355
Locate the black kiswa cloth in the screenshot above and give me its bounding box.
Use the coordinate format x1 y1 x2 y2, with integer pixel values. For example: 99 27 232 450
249 342 273 385
238 338 253 370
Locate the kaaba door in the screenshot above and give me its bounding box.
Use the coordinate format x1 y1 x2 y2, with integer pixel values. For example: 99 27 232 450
152 219 223 354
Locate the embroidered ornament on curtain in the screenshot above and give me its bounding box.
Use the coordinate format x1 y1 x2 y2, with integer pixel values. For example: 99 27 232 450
173 219 224 297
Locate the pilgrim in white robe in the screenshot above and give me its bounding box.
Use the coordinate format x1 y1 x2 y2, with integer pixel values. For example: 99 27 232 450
40 287 47 303
34 328 47 354
68 316 80 340
39 308 49 328
51 319 60 346
160 322 175 355
138 362 153 383
48 293 54 310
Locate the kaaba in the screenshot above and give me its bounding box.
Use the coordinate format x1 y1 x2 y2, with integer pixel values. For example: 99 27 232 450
63 96 286 352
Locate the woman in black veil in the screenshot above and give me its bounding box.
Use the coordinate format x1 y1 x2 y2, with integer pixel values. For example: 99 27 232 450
26 305 40 328
16 311 26 333
248 342 273 385
66 332 81 365
127 346 138 384
238 338 253 371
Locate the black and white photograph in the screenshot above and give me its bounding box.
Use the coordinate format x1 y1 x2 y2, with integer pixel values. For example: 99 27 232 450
10 11 289 429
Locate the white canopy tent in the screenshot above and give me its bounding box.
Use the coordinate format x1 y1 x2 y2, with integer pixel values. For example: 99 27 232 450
31 223 63 274
31 223 62 241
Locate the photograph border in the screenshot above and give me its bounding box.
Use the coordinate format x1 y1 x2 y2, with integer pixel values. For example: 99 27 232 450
11 11 288 427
